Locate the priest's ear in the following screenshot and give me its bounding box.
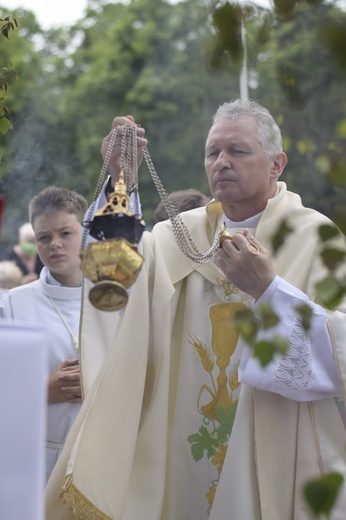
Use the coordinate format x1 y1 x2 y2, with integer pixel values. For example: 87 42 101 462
271 152 287 180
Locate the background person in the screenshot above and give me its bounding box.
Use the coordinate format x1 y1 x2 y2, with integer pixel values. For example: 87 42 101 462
0 260 23 296
46 101 346 520
0 186 88 483
154 188 211 223
0 221 43 284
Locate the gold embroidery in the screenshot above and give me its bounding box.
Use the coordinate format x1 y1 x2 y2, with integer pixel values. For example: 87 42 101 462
206 485 217 510
60 473 112 520
201 303 245 419
212 444 228 474
206 276 240 305
190 336 215 376
229 360 241 396
188 302 247 516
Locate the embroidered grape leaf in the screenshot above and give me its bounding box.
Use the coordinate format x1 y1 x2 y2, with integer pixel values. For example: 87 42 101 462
187 426 219 462
258 303 279 329
303 472 344 515
215 404 238 444
253 336 288 367
295 303 313 333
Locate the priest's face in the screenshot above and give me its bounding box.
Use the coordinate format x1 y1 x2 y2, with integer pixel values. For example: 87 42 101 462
204 117 286 221
33 211 82 287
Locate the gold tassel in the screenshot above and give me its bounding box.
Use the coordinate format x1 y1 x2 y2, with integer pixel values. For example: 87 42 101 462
60 473 113 520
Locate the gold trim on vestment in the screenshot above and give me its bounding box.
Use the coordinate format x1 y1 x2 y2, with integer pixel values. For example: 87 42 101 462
308 402 325 478
60 473 113 520
327 320 346 403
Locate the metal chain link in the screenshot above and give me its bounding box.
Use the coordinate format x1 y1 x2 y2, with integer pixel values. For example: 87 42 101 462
82 124 222 263
81 125 120 250
142 148 222 263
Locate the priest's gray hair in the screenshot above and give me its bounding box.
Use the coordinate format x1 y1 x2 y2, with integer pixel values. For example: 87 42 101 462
211 99 283 159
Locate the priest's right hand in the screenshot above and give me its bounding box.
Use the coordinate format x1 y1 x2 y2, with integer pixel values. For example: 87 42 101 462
101 115 148 190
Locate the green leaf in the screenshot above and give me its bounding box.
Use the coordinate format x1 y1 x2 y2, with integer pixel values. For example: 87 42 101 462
318 224 341 242
294 303 313 333
253 336 288 367
187 426 219 462
303 472 344 515
320 247 346 271
328 160 346 186
319 21 346 72
315 276 345 309
271 220 293 253
258 303 280 329
212 3 243 67
233 308 259 344
336 118 346 139
0 116 12 135
273 0 297 17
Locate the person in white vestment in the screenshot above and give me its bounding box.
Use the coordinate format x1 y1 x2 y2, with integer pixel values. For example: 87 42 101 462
45 100 346 520
0 186 88 483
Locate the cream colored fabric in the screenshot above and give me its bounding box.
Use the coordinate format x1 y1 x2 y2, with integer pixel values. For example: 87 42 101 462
45 182 346 520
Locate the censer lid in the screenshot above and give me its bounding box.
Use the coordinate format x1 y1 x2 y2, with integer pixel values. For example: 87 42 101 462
83 169 145 244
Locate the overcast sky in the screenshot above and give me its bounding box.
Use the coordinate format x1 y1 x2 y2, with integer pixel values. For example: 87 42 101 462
0 0 277 30
0 0 89 29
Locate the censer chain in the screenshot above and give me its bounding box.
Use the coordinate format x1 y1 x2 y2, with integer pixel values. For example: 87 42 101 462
142 147 221 264
83 124 222 263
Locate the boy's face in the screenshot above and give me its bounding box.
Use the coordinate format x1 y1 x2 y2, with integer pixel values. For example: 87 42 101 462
33 210 82 286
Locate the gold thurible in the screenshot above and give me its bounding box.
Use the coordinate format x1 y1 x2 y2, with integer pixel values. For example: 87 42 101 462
80 169 145 311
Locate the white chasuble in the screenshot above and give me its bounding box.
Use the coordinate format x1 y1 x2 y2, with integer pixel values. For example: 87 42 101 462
162 248 254 519
45 182 346 520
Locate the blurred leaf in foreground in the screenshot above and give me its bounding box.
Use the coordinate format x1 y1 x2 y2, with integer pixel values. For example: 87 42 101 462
253 336 288 367
315 276 345 309
303 472 344 516
295 303 313 333
233 308 259 344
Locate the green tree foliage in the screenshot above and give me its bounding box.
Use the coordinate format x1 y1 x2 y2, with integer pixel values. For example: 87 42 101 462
0 0 243 248
0 16 18 138
46 0 242 220
0 6 55 238
252 1 346 230
0 0 345 240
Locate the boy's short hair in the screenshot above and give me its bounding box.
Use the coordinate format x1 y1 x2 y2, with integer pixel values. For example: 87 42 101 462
29 186 88 227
